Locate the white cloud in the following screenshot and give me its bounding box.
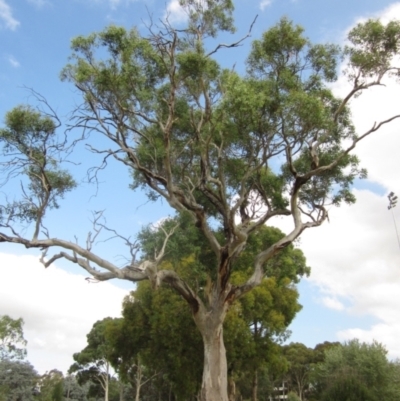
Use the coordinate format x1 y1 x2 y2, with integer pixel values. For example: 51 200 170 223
164 0 188 24
299 191 400 359
338 322 400 359
6 54 20 68
259 0 272 11
0 0 20 30
321 296 345 311
0 253 128 373
378 2 400 23
351 1 400 26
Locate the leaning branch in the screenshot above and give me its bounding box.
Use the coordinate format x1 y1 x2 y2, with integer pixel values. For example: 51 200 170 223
0 224 202 309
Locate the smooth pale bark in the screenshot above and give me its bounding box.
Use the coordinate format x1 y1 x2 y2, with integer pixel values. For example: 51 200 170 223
135 366 141 401
228 376 236 401
104 375 109 401
96 361 109 401
200 323 228 401
104 365 109 401
194 298 230 401
132 358 159 401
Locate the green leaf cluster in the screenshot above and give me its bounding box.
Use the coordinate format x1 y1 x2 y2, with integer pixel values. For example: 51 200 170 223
62 26 165 115
179 0 235 37
0 106 76 224
0 315 27 361
60 15 379 229
347 19 400 80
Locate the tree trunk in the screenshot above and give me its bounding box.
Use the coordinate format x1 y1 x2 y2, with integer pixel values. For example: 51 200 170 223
104 378 109 401
251 370 258 401
135 362 142 401
135 384 141 401
228 375 236 401
297 380 303 401
295 374 305 401
199 321 229 401
119 380 124 401
103 361 110 401
66 377 71 401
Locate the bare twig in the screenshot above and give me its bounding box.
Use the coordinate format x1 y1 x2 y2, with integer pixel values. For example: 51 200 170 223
206 15 258 57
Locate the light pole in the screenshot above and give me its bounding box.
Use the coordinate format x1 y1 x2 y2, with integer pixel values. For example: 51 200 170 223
388 192 400 250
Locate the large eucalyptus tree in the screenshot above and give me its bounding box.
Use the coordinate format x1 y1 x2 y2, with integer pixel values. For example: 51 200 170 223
1 1 400 400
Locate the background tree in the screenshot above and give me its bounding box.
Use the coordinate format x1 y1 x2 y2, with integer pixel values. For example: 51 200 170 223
224 226 307 401
225 278 298 401
1 2 400 400
0 315 27 361
0 359 38 401
287 392 301 401
312 341 341 364
120 281 203 401
282 343 315 401
36 370 64 401
70 319 118 401
103 317 153 401
305 341 341 401
63 375 90 401
320 375 377 401
313 339 400 401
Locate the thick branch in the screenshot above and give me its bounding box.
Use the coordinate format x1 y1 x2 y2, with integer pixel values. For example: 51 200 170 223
0 227 203 312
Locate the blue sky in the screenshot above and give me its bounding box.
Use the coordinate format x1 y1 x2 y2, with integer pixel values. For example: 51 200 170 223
1 0 400 374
